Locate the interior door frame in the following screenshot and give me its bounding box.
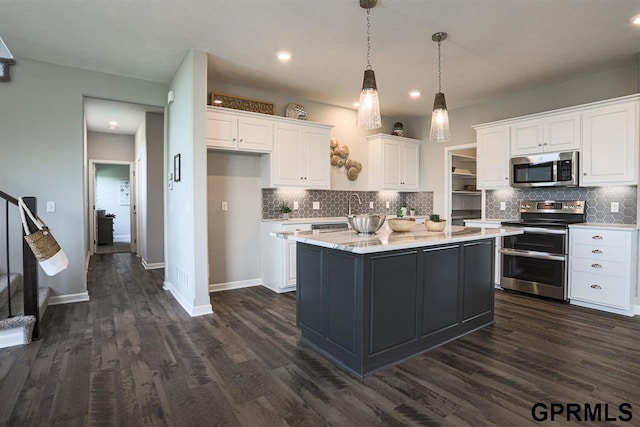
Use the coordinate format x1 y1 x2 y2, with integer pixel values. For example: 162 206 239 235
443 142 477 223
88 159 135 256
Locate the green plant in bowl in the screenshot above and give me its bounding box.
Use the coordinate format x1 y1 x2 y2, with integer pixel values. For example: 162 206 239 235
426 213 446 231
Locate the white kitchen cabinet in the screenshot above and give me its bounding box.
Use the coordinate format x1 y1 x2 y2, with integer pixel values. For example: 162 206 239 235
368 134 420 191
268 121 331 189
475 125 510 189
206 107 273 152
510 112 581 156
262 222 313 293
568 226 637 316
581 100 638 186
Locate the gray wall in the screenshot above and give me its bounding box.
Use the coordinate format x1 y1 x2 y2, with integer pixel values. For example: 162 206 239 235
207 151 262 285
145 112 165 264
0 57 167 299
87 132 135 162
416 61 639 215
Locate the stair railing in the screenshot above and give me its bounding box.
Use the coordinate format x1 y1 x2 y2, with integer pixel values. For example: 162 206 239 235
0 190 40 339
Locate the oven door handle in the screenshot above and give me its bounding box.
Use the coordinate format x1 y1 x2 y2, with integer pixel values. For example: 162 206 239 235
522 227 567 235
500 248 566 261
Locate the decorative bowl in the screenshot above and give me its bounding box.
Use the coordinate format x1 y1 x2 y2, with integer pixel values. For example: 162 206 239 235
425 219 447 232
347 214 386 234
388 218 415 232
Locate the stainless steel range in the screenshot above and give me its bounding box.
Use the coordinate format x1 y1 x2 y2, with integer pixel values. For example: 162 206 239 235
500 200 586 300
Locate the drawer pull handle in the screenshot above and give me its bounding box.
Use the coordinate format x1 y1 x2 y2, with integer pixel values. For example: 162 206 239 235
590 284 602 289
592 235 603 240
591 263 603 269
591 249 603 254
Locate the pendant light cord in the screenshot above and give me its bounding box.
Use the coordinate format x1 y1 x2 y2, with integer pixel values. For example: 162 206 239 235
366 6 372 70
437 40 442 93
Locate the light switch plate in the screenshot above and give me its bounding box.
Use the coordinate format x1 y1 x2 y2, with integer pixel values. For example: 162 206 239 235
386 201 390 208
293 201 299 210
221 201 228 211
312 201 320 210
46 201 55 213
611 202 619 213
500 202 506 211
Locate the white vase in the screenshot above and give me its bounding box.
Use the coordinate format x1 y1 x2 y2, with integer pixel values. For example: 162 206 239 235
281 213 289 219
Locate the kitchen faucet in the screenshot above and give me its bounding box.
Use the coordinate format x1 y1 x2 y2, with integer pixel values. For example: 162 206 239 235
348 193 362 215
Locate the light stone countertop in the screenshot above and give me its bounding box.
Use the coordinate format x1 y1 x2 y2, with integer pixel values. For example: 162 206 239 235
271 225 523 254
569 223 638 230
262 215 430 225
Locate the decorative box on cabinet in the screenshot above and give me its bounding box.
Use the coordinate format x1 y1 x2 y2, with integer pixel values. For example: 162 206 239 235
581 100 638 186
206 107 274 152
510 112 581 156
367 134 420 191
568 225 637 316
474 125 510 189
262 222 312 293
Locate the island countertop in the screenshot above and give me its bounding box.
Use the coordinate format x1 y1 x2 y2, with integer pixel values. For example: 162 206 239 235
272 225 522 254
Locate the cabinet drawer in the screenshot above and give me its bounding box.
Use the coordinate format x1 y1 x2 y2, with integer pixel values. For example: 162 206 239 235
570 271 627 309
571 229 627 247
571 256 625 277
282 224 312 232
570 243 627 262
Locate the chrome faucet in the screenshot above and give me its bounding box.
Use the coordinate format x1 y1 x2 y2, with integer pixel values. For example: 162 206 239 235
348 193 362 215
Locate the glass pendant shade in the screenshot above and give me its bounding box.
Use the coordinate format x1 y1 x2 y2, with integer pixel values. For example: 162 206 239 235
356 69 381 129
430 92 450 142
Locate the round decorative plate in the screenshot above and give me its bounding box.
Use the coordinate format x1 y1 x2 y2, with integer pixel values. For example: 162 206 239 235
285 103 307 120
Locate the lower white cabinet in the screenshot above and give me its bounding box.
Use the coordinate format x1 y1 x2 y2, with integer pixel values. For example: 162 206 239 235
568 226 638 316
261 222 312 293
464 219 502 286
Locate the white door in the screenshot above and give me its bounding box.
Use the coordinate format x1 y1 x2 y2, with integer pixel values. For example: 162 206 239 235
89 163 98 255
511 120 542 155
273 124 303 186
237 117 273 152
206 111 238 149
477 125 510 189
303 128 330 188
401 142 419 189
545 112 581 152
382 141 402 189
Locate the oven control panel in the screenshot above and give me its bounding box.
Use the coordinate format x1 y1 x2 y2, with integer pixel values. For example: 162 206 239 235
519 200 585 214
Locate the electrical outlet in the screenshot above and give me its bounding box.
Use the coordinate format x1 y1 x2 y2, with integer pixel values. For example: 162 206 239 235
293 201 299 210
500 201 506 211
313 201 320 210
46 201 55 213
369 201 374 209
611 202 619 213
221 201 228 211
386 201 390 208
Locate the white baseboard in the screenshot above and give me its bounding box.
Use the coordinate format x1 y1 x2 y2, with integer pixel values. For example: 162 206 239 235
0 328 26 349
570 299 635 317
48 291 90 306
163 281 213 317
209 278 262 293
635 304 640 316
142 259 165 270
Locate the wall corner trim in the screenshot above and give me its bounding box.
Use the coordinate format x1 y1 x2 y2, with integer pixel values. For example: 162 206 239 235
163 281 213 317
142 259 165 270
48 292 90 306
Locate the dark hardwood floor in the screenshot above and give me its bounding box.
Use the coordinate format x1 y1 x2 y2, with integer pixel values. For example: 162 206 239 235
1 252 639 426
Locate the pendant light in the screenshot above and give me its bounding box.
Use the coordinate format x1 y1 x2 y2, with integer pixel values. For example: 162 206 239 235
356 0 381 129
430 32 450 142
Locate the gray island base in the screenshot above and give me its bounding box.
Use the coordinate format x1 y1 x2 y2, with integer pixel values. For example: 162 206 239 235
279 226 523 378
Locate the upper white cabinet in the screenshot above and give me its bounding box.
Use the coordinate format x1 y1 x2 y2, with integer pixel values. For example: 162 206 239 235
206 107 273 152
475 125 510 189
368 134 420 191
581 100 638 186
269 121 332 189
510 112 581 156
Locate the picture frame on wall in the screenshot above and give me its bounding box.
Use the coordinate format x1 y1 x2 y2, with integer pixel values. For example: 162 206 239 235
174 154 181 182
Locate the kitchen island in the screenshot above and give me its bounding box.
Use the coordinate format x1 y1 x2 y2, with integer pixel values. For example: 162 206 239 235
274 225 522 377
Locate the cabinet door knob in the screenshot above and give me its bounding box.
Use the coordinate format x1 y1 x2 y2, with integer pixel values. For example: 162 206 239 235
583 172 588 175
591 263 603 269
239 138 243 142
591 249 602 254
538 143 542 146
505 177 508 180
543 143 548 146
592 235 603 240
590 284 602 289
233 138 236 141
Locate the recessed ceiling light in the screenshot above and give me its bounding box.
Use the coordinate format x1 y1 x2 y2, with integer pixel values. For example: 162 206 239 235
276 51 292 61
213 99 223 104
108 121 118 129
631 13 640 25
409 90 421 98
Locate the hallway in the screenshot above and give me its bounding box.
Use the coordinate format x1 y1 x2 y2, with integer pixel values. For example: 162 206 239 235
0 253 639 425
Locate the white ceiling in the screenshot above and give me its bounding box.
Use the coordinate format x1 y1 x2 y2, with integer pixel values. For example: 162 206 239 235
2 1 640 118
84 98 162 135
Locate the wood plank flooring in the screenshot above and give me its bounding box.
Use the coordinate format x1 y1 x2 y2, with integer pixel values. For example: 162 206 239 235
1 252 639 426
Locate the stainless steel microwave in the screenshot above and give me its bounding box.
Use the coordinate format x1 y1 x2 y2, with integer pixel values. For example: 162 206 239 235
510 151 579 188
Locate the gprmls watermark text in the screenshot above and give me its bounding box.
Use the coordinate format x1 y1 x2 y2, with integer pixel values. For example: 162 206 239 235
532 403 632 422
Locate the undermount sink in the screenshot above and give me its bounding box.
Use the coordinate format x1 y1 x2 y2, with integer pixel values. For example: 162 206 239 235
346 214 386 234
